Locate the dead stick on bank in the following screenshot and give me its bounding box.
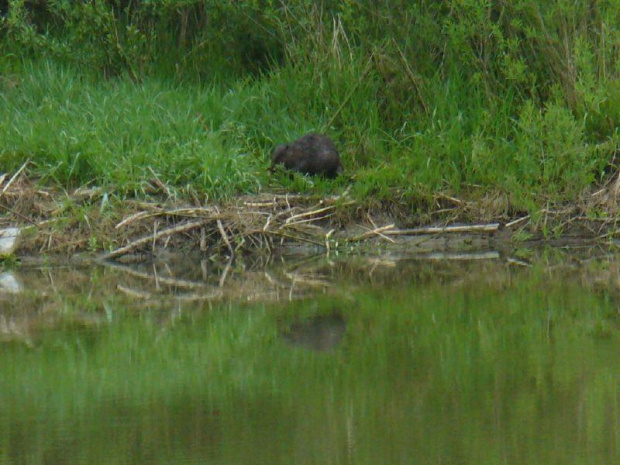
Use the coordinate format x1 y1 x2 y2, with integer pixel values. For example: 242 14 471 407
217 219 234 257
384 223 500 236
103 220 207 260
285 204 337 224
0 159 29 197
350 224 396 242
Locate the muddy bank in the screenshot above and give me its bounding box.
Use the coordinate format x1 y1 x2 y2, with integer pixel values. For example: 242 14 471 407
1 174 620 259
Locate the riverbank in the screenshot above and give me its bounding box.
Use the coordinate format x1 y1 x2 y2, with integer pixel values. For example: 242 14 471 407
2 168 619 259
1 0 618 258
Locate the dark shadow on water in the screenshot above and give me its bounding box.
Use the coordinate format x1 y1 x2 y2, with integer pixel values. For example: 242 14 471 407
279 312 346 352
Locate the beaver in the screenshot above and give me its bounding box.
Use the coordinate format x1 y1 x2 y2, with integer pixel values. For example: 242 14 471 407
271 133 343 179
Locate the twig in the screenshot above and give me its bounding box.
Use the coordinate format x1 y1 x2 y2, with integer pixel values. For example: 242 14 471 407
264 230 325 247
115 211 150 229
384 223 500 235
217 219 234 257
0 204 36 225
245 201 277 208
505 216 530 228
325 228 334 253
263 214 272 231
350 224 396 242
285 205 335 223
200 227 207 252
285 203 347 224
116 206 219 229
103 220 207 260
283 213 334 227
0 160 29 197
435 192 463 205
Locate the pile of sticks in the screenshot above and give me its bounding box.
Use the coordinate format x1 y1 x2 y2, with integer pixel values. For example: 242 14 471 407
103 192 506 261
103 194 355 260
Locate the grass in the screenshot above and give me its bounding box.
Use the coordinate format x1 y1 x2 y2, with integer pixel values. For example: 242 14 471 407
0 56 617 219
1 0 619 229
0 62 266 198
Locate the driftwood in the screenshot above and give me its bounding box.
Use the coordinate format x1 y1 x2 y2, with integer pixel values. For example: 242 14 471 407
351 222 500 242
100 194 504 261
350 224 396 243
384 223 500 235
101 195 348 260
103 220 207 260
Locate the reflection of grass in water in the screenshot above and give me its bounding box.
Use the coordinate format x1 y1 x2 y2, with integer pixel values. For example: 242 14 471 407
1 268 619 463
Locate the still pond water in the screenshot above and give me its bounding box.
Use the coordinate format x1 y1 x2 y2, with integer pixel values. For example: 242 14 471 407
1 248 619 464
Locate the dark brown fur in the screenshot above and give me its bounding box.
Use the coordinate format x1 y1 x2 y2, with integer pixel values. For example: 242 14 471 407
271 133 343 179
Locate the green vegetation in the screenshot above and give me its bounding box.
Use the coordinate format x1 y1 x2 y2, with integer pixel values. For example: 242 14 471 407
1 1 619 213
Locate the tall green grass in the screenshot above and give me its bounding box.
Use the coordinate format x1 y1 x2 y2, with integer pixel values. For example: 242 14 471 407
0 63 262 198
1 0 619 210
1 58 615 209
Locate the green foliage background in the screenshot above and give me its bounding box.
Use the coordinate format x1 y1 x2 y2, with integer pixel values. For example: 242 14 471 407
1 0 619 210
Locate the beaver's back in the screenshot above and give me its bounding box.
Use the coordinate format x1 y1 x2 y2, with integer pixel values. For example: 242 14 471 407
272 133 342 178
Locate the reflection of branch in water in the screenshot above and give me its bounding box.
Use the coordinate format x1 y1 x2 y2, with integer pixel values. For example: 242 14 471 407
201 259 208 281
117 285 154 300
108 257 302 302
117 284 225 302
218 258 233 288
506 257 532 267
283 271 332 287
152 262 161 291
283 252 329 272
367 257 397 277
421 251 500 261
288 278 295 301
103 261 210 290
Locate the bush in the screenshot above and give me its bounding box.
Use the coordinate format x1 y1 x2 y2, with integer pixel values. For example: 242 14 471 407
1 0 618 209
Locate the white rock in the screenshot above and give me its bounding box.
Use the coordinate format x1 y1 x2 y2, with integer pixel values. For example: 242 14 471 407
0 227 20 255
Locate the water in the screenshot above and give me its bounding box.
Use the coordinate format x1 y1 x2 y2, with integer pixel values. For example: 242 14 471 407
1 250 619 464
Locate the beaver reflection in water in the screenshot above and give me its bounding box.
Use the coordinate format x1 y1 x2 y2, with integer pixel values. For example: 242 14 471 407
280 313 346 352
271 133 343 179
